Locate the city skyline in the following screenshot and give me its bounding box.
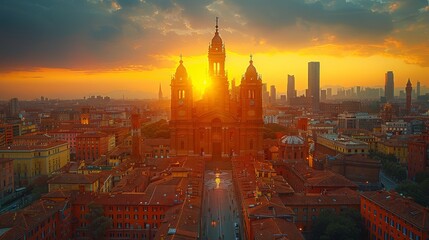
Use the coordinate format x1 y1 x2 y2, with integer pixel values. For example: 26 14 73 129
1 0 429 100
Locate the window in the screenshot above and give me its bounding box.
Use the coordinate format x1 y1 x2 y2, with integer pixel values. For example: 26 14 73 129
179 90 185 99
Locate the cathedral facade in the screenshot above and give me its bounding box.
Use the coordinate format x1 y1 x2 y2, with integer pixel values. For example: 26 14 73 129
170 20 263 158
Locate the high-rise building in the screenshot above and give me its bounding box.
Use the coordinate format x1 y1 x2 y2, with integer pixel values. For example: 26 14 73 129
406 79 412 115
308 62 320 111
385 71 394 102
262 83 269 107
287 75 296 102
170 18 263 157
8 98 19 118
158 83 163 100
321 89 327 101
417 81 421 97
270 85 277 103
327 88 332 98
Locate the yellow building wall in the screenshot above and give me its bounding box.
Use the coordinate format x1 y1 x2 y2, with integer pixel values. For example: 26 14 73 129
49 181 98 192
376 143 408 165
0 143 70 183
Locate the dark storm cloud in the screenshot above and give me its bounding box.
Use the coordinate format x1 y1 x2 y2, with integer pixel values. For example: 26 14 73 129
0 0 428 70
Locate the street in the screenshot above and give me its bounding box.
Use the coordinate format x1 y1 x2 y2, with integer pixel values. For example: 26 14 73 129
380 171 397 190
202 170 241 240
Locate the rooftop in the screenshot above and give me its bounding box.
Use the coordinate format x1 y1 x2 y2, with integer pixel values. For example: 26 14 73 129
362 191 429 231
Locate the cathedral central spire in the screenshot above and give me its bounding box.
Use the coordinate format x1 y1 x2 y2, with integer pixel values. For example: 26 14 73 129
215 17 219 33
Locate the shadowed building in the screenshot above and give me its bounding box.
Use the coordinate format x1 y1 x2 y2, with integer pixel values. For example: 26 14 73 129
385 71 394 102
406 79 412 115
170 19 263 158
308 62 320 112
287 74 296 103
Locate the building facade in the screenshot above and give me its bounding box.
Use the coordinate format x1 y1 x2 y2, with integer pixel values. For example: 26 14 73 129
287 74 296 103
385 71 394 102
76 132 109 162
361 191 429 240
406 79 412 115
0 140 70 186
308 62 320 112
0 158 14 198
170 19 263 158
407 134 429 180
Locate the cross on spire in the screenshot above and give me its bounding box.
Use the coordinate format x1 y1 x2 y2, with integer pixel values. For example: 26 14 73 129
179 54 183 64
250 54 253 64
215 17 219 32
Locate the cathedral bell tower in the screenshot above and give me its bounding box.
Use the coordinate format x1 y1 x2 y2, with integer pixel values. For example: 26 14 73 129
170 56 194 156
239 56 263 154
205 17 230 112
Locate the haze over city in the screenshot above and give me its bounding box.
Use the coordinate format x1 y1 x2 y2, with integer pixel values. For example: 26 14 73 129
1 0 429 99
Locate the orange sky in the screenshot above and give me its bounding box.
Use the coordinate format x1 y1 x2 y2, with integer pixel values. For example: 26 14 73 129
1 51 426 100
0 0 428 100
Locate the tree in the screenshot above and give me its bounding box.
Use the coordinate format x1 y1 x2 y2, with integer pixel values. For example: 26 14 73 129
141 119 170 138
263 123 288 139
312 208 361 240
86 203 112 240
396 180 429 207
415 171 429 183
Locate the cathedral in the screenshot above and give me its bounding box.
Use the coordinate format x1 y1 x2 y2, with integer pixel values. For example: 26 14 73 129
170 19 263 158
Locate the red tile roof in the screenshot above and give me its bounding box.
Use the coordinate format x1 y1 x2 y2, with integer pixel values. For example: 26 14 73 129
362 191 429 231
48 173 100 184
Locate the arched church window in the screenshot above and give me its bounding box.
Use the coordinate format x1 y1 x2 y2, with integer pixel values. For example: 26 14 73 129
179 90 185 99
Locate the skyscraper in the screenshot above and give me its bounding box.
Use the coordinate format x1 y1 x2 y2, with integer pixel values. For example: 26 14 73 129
308 62 320 111
321 89 327 101
417 81 421 97
385 71 394 102
8 98 19 117
158 83 163 100
406 79 412 115
262 83 269 107
287 75 296 102
270 85 277 103
327 88 332 98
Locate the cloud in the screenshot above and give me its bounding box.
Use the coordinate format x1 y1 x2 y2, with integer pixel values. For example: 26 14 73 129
0 0 428 71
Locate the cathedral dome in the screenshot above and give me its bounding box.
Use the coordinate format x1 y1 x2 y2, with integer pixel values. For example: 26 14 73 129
280 135 304 145
175 59 187 79
211 32 223 46
245 58 257 80
210 17 223 49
